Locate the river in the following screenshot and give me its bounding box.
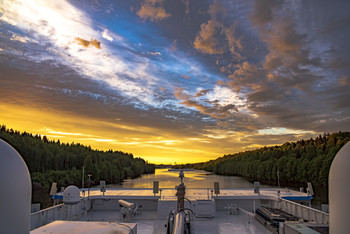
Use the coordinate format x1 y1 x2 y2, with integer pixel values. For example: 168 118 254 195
112 169 327 210
113 169 271 189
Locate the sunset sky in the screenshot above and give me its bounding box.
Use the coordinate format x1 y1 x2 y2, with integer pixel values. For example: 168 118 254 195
1 0 349 164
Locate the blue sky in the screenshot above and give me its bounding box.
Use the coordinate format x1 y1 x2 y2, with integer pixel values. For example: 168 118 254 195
0 0 349 163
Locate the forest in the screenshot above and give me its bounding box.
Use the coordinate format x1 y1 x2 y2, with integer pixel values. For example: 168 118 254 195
2 124 349 207
175 132 350 187
0 125 155 206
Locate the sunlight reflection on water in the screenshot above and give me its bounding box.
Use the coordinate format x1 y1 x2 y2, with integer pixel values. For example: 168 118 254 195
112 169 257 189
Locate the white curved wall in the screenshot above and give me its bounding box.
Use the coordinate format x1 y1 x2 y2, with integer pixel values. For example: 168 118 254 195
329 142 350 234
0 139 31 233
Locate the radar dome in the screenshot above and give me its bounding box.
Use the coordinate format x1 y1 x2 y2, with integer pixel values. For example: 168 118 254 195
63 185 80 205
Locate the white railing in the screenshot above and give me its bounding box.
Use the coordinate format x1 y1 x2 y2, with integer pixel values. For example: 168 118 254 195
270 198 329 224
30 199 90 230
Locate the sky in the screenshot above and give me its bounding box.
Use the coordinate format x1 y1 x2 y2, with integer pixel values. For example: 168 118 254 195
0 0 349 164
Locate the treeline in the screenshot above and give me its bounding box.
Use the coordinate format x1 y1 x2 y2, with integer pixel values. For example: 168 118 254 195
0 125 155 190
176 132 350 187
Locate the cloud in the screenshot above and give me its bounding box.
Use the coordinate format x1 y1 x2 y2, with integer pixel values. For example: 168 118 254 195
193 0 246 60
75 37 101 49
217 0 350 134
224 23 244 60
10 34 30 43
249 1 321 94
137 0 171 22
174 86 239 120
228 61 264 91
193 0 227 55
193 19 224 55
250 0 281 27
102 29 113 41
149 51 161 56
338 76 349 86
194 0 349 136
195 89 211 97
180 99 237 119
0 0 166 107
1 0 350 163
182 0 190 20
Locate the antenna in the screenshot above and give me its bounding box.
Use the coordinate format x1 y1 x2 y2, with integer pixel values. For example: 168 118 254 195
277 168 280 189
277 168 281 199
179 169 184 184
82 166 85 188
88 174 92 198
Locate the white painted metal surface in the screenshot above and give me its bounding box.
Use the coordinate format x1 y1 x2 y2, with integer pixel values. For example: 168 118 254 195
329 142 350 233
31 221 136 234
0 139 31 233
63 185 81 204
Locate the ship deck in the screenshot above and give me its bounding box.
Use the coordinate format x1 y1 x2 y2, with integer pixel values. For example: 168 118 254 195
31 187 323 234
80 210 271 234
33 210 272 234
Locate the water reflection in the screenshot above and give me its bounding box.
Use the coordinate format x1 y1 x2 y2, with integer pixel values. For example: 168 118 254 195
113 169 258 189
109 169 327 209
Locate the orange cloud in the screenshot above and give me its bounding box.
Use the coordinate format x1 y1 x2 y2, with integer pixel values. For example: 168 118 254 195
195 89 211 97
137 0 171 22
194 0 243 57
180 99 237 119
174 88 237 119
75 37 101 49
194 19 223 54
224 23 244 60
338 76 349 86
227 61 263 92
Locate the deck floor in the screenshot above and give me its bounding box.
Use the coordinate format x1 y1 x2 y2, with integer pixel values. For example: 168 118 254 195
77 210 272 234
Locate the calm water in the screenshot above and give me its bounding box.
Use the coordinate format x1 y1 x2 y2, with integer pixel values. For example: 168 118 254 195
112 169 274 189
112 169 327 208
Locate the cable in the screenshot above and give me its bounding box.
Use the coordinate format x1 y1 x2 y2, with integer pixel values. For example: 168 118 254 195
178 197 192 204
177 197 192 211
179 208 194 215
109 221 134 234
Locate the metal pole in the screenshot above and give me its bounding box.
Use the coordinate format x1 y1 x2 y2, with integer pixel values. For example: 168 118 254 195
82 166 85 188
88 174 92 199
277 168 280 189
